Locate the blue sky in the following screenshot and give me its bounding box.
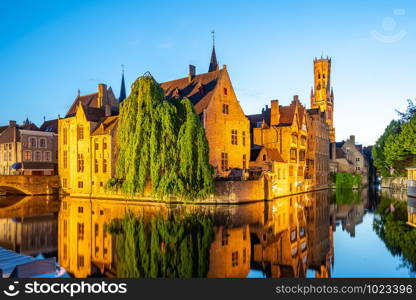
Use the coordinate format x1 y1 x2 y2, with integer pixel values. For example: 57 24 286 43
1 0 416 145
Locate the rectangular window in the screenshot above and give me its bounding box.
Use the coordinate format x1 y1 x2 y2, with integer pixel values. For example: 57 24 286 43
300 136 307 146
356 166 361 171
29 137 37 148
77 125 84 140
222 104 229 114
242 154 247 169
231 129 238 145
8 152 11 161
223 88 228 95
290 149 297 161
77 223 84 240
221 153 228 171
103 159 107 173
356 157 360 162
103 138 107 150
242 131 246 146
39 138 46 148
94 159 99 173
78 181 83 188
94 141 99 150
34 151 42 161
78 206 83 213
63 244 67 260
24 151 32 161
62 178 67 188
63 220 67 237
77 255 84 268
77 154 84 172
299 150 305 161
243 248 246 264
63 151 68 168
222 229 228 246
44 151 51 162
63 128 68 145
231 251 238 267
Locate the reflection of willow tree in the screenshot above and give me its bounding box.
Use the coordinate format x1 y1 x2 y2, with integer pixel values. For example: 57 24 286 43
373 196 416 271
334 189 362 205
106 212 215 278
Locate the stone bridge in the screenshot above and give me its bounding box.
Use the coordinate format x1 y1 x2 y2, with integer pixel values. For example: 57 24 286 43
0 175 60 195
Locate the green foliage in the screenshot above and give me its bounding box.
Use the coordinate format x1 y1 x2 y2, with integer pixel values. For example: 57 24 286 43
373 196 416 271
373 100 416 177
114 74 214 200
106 212 215 278
334 189 362 204
335 172 362 189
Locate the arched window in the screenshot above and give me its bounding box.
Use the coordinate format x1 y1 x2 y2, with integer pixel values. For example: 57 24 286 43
34 151 42 161
24 151 32 161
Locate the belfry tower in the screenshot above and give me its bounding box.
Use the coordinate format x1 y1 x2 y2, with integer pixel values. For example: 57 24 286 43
311 57 335 142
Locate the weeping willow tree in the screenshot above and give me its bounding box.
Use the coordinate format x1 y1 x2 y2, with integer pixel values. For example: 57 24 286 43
106 212 215 278
113 73 214 199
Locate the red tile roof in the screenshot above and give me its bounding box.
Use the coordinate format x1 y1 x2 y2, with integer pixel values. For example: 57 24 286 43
160 69 224 114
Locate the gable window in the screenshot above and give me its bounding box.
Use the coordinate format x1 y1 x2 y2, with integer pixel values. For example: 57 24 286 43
242 131 246 146
221 153 228 171
29 137 37 148
231 129 238 145
356 157 360 162
24 150 32 161
223 87 228 95
222 104 229 114
39 138 47 148
262 154 267 161
77 125 84 140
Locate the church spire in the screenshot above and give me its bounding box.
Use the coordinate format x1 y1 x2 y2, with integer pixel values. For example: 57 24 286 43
119 64 126 103
208 30 219 72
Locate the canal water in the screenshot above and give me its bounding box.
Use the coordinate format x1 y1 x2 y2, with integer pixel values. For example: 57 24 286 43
0 188 414 278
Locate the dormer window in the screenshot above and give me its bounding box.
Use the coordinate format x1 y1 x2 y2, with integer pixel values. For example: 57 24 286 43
172 88 181 98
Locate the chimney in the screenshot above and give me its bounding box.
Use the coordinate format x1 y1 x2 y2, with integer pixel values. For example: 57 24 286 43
98 83 108 108
105 104 111 117
293 95 299 102
223 64 227 70
188 65 196 82
350 135 355 145
9 120 16 127
270 100 280 126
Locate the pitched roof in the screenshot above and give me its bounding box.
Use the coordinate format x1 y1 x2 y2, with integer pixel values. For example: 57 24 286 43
335 147 346 159
39 119 58 133
160 69 224 114
250 146 262 161
265 148 285 163
0 126 7 134
66 92 99 117
91 116 118 135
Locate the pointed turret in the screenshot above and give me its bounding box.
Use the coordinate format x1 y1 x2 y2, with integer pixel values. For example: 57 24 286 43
208 30 219 72
119 66 126 103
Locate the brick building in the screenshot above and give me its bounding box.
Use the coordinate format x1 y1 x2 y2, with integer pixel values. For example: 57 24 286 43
0 119 58 175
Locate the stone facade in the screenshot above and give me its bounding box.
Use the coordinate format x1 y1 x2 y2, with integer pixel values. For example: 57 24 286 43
58 84 118 196
334 135 369 185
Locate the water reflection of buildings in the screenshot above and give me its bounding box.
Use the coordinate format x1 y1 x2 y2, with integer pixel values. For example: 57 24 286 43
0 196 59 256
332 189 368 237
59 191 334 278
408 197 416 228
